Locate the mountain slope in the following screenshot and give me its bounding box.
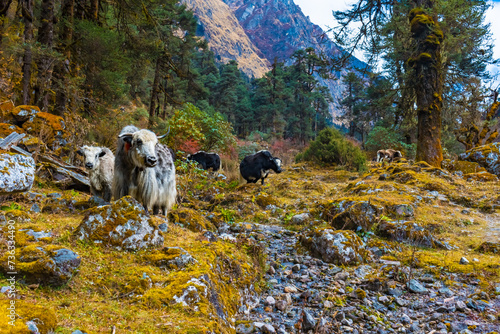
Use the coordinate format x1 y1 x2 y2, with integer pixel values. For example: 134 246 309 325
182 0 270 78
184 0 369 119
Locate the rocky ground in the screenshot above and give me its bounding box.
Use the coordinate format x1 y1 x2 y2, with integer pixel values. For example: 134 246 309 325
231 223 500 333
1 151 500 333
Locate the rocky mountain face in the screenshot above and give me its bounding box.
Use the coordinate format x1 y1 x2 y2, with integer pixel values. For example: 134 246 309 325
183 0 369 119
182 0 270 78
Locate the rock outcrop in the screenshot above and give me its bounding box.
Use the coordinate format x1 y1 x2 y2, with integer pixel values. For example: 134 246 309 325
73 196 164 251
0 243 81 286
459 142 500 176
0 153 35 195
300 229 370 265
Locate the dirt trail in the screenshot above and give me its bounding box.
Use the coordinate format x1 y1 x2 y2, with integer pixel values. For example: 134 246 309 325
484 214 500 242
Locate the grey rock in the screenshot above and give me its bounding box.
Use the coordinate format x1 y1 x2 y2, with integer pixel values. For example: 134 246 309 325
354 264 373 279
265 296 276 306
303 229 368 265
0 153 35 195
150 247 195 269
276 299 287 311
407 279 428 294
302 310 316 331
0 245 81 287
236 323 254 334
401 314 411 324
26 320 39 333
72 331 87 334
158 223 169 232
459 257 469 264
73 196 164 251
456 300 467 311
262 324 276 334
290 213 311 225
30 203 41 213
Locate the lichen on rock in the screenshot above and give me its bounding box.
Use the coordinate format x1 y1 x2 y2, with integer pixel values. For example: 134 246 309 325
0 153 35 195
300 229 370 265
459 142 500 176
73 196 164 251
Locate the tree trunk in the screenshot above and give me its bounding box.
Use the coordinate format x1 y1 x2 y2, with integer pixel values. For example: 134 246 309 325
54 0 74 116
409 5 444 167
149 57 161 125
21 0 34 105
0 0 13 48
35 0 55 112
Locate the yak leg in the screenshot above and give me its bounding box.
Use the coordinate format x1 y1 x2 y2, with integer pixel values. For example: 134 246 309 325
153 205 160 215
102 186 112 202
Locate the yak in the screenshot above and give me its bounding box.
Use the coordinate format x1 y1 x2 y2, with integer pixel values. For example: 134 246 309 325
240 150 282 185
113 126 176 215
77 145 114 202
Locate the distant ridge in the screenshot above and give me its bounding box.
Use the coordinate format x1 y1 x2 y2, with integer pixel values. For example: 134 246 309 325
183 0 369 119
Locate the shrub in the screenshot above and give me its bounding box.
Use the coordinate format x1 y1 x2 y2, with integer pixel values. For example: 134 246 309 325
157 103 236 154
297 128 367 172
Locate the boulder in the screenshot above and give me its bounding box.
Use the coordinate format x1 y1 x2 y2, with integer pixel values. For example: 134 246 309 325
459 143 500 176
300 229 370 265
464 171 498 182
11 105 40 123
441 159 486 174
22 111 69 151
168 207 216 232
476 241 500 254
0 123 24 138
290 212 311 225
0 153 35 195
0 245 81 286
73 196 164 251
143 247 196 269
377 221 452 249
326 200 383 232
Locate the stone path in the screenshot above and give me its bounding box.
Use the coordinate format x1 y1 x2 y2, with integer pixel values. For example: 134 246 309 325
230 223 500 334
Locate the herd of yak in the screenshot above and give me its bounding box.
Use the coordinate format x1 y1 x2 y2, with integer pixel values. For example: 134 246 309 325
76 125 283 215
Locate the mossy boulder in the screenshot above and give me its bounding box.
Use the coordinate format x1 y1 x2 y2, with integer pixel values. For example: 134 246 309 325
0 123 24 138
459 143 500 176
464 171 498 182
0 153 35 195
377 221 452 250
73 196 164 251
300 229 370 265
476 241 500 254
143 247 196 269
22 111 69 151
0 244 81 286
320 199 383 232
441 159 486 175
168 207 216 232
18 134 46 153
0 300 57 333
255 192 278 208
11 105 40 123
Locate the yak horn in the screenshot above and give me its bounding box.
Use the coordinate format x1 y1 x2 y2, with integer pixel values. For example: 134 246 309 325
157 127 170 139
118 133 134 138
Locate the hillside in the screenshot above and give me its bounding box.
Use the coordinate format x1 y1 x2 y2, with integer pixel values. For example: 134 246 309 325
186 0 369 118
1 106 500 332
182 0 270 78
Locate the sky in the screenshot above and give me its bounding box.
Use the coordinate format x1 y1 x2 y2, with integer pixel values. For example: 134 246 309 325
294 0 500 78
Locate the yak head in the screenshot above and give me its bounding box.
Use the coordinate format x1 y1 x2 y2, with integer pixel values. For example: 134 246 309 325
118 129 168 168
77 145 106 170
261 150 282 174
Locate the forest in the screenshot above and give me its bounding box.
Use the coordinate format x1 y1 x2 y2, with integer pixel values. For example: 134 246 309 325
1 0 500 333
0 0 498 167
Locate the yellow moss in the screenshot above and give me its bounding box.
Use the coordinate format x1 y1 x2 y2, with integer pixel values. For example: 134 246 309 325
168 207 216 232
254 192 278 208
0 123 24 138
0 300 57 333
